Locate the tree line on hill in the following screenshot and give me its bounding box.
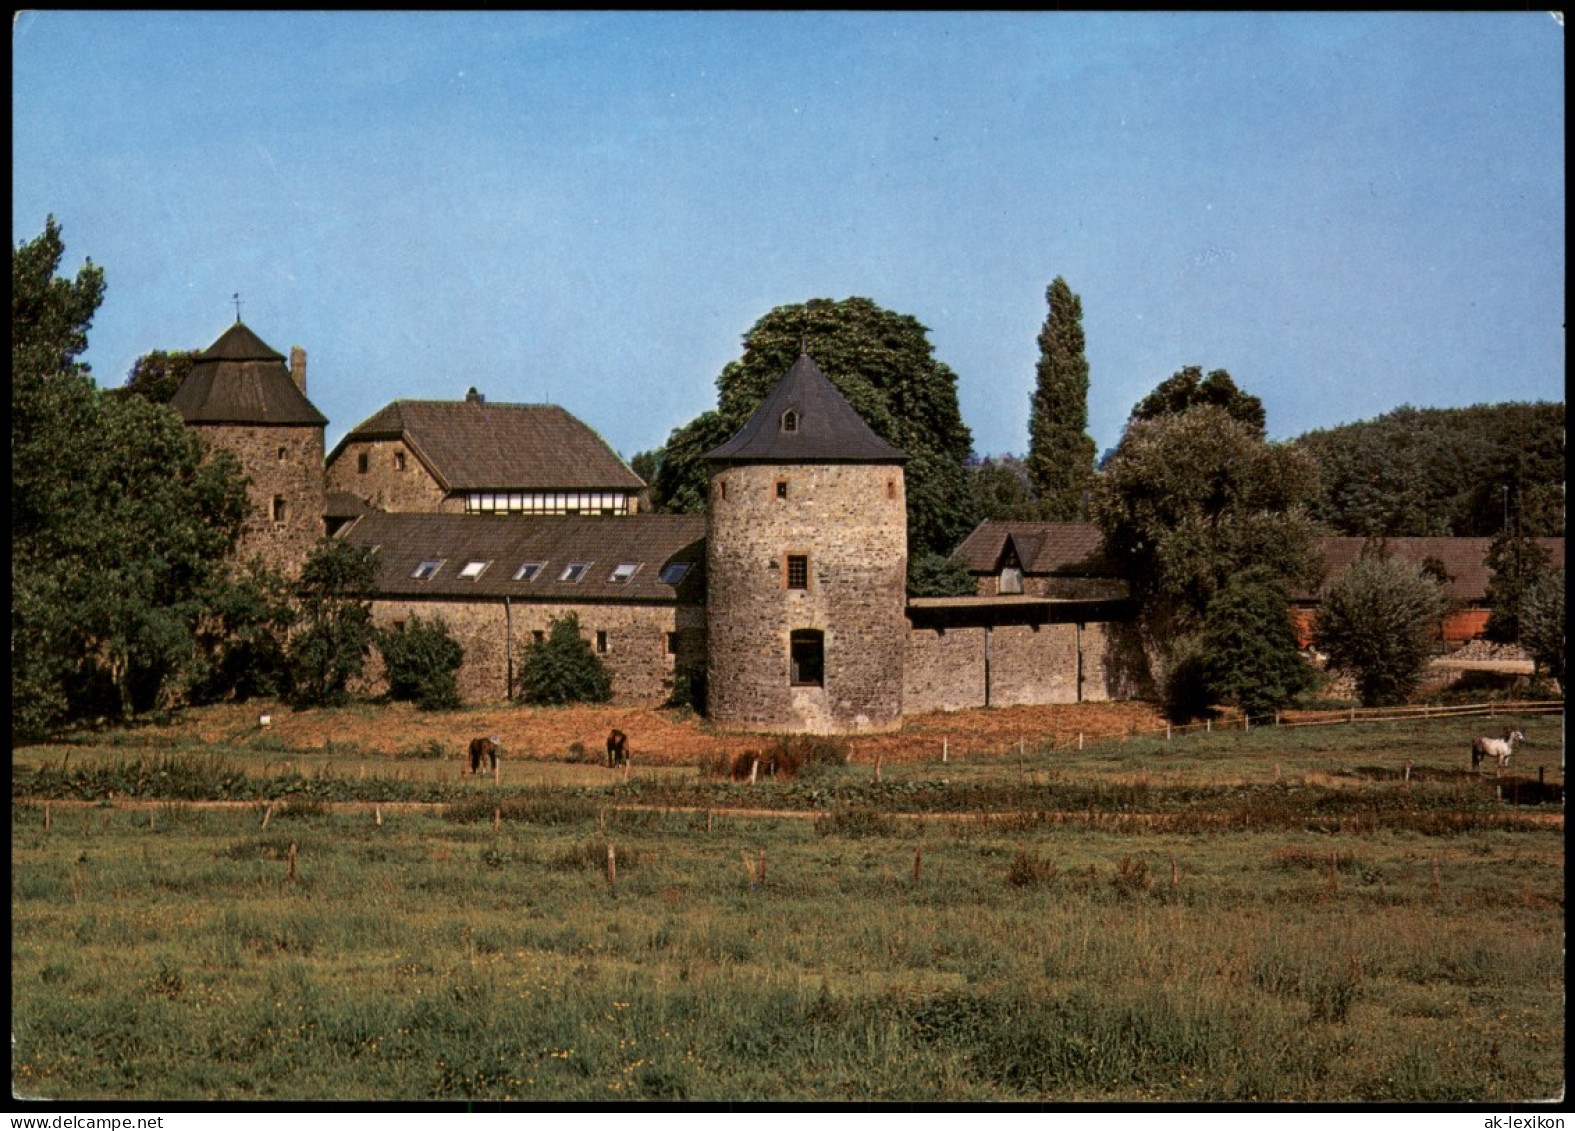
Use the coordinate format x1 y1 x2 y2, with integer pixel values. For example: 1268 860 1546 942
13 218 1565 740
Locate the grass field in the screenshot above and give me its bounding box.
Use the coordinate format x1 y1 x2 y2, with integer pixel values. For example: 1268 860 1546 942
10 709 1564 1102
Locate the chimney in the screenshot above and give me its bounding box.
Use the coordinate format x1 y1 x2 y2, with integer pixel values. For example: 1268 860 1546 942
290 346 307 395
466 387 484 405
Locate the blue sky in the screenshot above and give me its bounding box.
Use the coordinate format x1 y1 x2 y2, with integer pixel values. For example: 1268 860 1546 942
13 12 1564 462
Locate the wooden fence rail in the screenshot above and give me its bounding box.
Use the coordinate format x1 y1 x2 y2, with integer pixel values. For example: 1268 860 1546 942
1026 699 1563 757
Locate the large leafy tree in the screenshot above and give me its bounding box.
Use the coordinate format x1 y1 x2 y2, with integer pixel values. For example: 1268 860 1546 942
1313 550 1444 707
108 348 197 405
651 297 975 556
1091 403 1322 637
1131 366 1266 435
287 539 379 707
13 219 249 736
968 454 1047 522
1296 402 1565 538
1024 277 1097 519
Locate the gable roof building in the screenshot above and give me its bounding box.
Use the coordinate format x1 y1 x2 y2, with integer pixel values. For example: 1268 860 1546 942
325 390 646 516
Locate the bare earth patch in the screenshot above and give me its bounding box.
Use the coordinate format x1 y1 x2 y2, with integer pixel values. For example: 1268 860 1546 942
120 699 1169 767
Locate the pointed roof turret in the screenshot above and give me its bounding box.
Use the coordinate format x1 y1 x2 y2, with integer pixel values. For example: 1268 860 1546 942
703 354 907 464
171 321 326 426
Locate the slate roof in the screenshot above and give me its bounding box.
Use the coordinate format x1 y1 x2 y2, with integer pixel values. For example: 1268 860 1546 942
338 512 706 603
954 521 1121 578
327 399 645 493
325 491 377 519
1293 537 1566 604
170 322 327 427
704 354 908 464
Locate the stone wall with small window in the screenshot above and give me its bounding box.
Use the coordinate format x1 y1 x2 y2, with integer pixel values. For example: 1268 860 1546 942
352 597 707 705
326 439 449 513
198 422 325 577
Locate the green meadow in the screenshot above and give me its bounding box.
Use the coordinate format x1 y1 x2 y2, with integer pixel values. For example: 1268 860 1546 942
11 713 1564 1102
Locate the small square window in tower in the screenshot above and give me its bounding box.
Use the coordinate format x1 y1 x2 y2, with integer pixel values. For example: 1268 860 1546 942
394 450 407 471
595 630 609 654
781 409 798 434
357 452 369 474
790 630 824 687
786 554 809 590
271 495 287 523
775 480 788 500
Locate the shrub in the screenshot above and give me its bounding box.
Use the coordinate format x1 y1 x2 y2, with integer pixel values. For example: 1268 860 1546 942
1201 567 1313 718
1313 550 1444 706
377 614 464 711
517 613 612 706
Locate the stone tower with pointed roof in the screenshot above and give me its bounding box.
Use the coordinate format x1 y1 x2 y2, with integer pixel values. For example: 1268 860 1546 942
704 354 908 733
171 321 327 576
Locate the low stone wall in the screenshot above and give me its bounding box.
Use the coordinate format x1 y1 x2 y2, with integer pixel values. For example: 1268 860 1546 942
903 619 1134 713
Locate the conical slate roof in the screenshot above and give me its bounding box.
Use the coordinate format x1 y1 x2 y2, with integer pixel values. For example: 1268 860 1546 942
171 321 326 427
703 354 907 464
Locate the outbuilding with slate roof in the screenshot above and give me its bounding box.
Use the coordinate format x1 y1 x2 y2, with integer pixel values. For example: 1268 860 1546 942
171 321 327 575
325 389 646 517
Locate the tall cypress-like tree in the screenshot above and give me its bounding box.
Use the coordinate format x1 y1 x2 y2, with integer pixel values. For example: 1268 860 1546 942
1025 277 1097 519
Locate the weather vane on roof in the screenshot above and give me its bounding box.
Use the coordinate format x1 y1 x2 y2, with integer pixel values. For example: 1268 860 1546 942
233 293 243 323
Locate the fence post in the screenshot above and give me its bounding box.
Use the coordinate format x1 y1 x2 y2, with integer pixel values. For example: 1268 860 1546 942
942 738 948 763
607 843 617 887
913 845 923 884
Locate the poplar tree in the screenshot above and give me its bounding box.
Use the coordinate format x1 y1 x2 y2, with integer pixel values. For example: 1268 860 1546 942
1024 277 1097 520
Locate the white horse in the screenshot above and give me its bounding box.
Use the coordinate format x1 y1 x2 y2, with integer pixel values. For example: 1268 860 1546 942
1471 727 1526 771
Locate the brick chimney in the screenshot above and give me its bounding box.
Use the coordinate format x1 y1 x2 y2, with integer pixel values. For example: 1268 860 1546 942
289 346 307 395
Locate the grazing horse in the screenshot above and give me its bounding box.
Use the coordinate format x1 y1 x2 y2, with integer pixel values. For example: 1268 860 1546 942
1472 727 1526 771
606 729 629 768
469 735 502 775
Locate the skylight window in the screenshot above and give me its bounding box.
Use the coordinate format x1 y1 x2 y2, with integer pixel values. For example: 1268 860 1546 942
411 560 444 581
609 563 641 583
559 562 590 582
458 560 490 580
659 562 691 585
513 561 546 582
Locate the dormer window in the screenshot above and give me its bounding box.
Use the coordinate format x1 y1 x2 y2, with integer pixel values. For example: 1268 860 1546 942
559 562 589 583
609 563 640 584
457 560 490 580
659 562 691 585
781 409 799 434
412 560 444 581
513 561 546 582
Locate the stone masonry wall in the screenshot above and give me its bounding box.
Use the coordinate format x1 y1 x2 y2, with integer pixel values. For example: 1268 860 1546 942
903 619 1126 713
707 462 907 734
354 597 706 705
326 439 452 513
203 423 325 577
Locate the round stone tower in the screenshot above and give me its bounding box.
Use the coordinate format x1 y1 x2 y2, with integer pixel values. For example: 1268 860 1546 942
170 321 327 577
704 354 908 734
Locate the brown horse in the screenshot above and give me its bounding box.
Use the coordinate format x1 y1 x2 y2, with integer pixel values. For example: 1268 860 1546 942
469 735 502 775
606 729 629 767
